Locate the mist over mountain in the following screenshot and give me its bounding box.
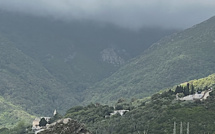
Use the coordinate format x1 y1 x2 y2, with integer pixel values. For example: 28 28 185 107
0 9 177 121
84 15 215 104
0 10 177 90
1 0 215 29
0 1 215 132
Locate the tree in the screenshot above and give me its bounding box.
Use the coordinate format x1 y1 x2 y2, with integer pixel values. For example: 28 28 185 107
117 98 125 103
187 83 190 95
115 105 123 110
0 128 9 134
175 86 180 94
39 118 47 127
11 121 27 134
204 86 208 91
191 84 195 94
175 86 183 94
184 87 189 96
49 113 62 124
182 83 190 96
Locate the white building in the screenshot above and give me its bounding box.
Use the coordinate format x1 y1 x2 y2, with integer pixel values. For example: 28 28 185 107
179 90 211 101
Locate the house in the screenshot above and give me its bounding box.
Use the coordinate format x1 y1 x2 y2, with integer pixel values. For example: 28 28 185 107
32 109 56 132
179 89 212 101
32 118 41 131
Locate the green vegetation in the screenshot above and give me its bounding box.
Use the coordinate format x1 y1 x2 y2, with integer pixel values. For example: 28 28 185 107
165 73 215 96
0 34 79 116
0 10 176 127
48 112 62 124
84 16 215 104
0 10 175 97
180 73 215 90
0 96 34 129
39 118 47 127
65 104 114 125
0 10 176 113
2 10 215 133
2 74 214 133
64 85 215 134
0 121 33 134
39 119 91 134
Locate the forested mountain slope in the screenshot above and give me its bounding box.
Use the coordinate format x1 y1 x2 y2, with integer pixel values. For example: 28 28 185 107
178 73 215 90
0 10 176 96
84 16 215 104
61 79 215 134
20 74 215 134
0 96 34 129
0 34 79 115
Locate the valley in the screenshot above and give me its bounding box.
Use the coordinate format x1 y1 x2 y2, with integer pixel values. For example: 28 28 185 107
84 16 215 104
27 74 215 134
0 10 177 130
0 6 215 134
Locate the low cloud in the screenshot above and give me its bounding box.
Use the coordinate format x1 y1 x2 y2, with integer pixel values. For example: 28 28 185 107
1 0 215 29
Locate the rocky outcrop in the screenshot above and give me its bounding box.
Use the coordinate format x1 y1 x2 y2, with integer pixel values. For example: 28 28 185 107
101 48 125 65
38 118 91 134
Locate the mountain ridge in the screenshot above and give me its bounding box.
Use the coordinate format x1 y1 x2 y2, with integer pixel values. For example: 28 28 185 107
0 10 177 108
83 15 215 104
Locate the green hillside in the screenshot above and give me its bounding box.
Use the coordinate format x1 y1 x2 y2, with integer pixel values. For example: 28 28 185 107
0 34 79 115
0 96 34 129
180 73 215 89
33 74 215 134
63 83 215 134
0 11 176 128
0 10 176 96
84 16 215 104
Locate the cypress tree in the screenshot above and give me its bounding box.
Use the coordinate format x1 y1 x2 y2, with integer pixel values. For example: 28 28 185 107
39 118 47 127
179 86 183 93
187 83 190 95
191 84 195 94
175 86 180 94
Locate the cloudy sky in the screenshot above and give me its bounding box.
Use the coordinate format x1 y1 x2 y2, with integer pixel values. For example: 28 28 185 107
1 0 215 29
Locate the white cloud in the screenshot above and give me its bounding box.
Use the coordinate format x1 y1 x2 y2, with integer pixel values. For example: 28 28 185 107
1 0 215 29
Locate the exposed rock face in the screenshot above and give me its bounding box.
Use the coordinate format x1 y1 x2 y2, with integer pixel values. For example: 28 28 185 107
101 48 125 65
38 118 91 134
64 52 77 63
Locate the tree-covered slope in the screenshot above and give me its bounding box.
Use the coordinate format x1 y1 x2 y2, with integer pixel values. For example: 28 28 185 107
0 34 79 115
64 83 215 134
0 10 176 96
84 16 215 104
0 96 34 129
39 119 92 134
179 73 215 89
2 74 214 133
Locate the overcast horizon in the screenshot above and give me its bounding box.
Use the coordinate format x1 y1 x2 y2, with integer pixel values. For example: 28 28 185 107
1 0 215 29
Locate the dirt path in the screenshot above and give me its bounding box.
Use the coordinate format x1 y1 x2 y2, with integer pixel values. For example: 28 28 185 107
203 90 212 100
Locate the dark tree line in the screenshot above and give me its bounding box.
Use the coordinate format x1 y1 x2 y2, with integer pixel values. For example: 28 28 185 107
175 83 195 96
174 83 210 97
